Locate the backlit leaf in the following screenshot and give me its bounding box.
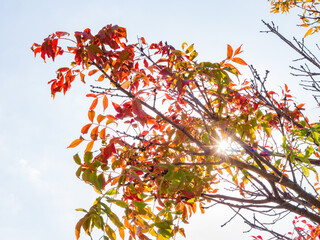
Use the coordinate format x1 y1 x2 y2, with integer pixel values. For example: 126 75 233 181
88 110 95 122
231 57 247 65
90 98 98 110
85 140 94 152
227 44 233 58
88 69 99 76
304 28 313 38
81 123 92 134
68 138 83 148
103 95 109 111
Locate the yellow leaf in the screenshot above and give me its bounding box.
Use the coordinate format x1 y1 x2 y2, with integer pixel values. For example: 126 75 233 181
68 138 83 148
304 28 313 38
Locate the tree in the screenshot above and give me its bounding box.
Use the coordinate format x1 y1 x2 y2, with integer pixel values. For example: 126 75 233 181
269 0 320 37
268 0 320 106
32 23 320 240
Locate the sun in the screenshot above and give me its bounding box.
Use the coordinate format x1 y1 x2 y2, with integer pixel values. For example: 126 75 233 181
216 138 231 154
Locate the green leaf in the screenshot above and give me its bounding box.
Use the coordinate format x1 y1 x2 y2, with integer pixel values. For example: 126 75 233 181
73 154 82 165
76 166 82 178
84 152 93 165
201 132 210 145
106 189 118 195
133 201 147 210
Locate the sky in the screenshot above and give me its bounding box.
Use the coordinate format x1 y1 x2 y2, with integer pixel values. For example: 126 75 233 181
1 1 319 240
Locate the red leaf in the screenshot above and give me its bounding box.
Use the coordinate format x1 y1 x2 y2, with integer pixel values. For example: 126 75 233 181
141 37 146 44
57 67 69 72
112 102 122 113
143 59 149 68
132 97 147 119
285 83 289 93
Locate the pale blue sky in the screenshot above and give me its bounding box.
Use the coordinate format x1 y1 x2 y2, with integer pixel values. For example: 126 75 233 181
0 1 318 240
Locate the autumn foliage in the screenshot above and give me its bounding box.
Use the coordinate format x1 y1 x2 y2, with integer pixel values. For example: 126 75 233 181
33 24 320 240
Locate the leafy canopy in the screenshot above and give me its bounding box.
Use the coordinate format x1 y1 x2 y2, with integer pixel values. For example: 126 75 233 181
32 24 320 240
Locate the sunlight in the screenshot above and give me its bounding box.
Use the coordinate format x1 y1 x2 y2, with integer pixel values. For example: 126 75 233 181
216 138 231 154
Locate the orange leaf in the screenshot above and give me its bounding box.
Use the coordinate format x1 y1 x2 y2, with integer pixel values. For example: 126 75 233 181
234 45 243 56
85 141 94 152
106 115 116 121
121 80 131 89
99 128 106 139
103 95 109 111
88 69 99 76
81 123 92 134
232 57 247 65
91 126 99 140
88 110 95 122
97 74 105 82
90 98 98 110
227 44 233 59
119 228 125 240
80 72 85 83
97 114 106 124
68 138 83 148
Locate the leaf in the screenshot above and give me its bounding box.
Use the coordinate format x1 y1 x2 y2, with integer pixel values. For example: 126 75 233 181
90 98 98 110
181 42 188 49
81 123 92 134
121 80 131 89
301 166 310 177
73 154 82 165
99 128 106 139
141 37 146 44
186 44 194 54
234 45 243 56
80 72 85 83
103 95 109 111
88 69 99 76
85 141 94 152
97 114 106 124
231 57 247 65
227 44 233 58
133 201 147 210
88 110 95 122
75 217 85 240
97 74 105 82
304 28 313 38
105 224 116 240
91 126 99 140
68 138 83 148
